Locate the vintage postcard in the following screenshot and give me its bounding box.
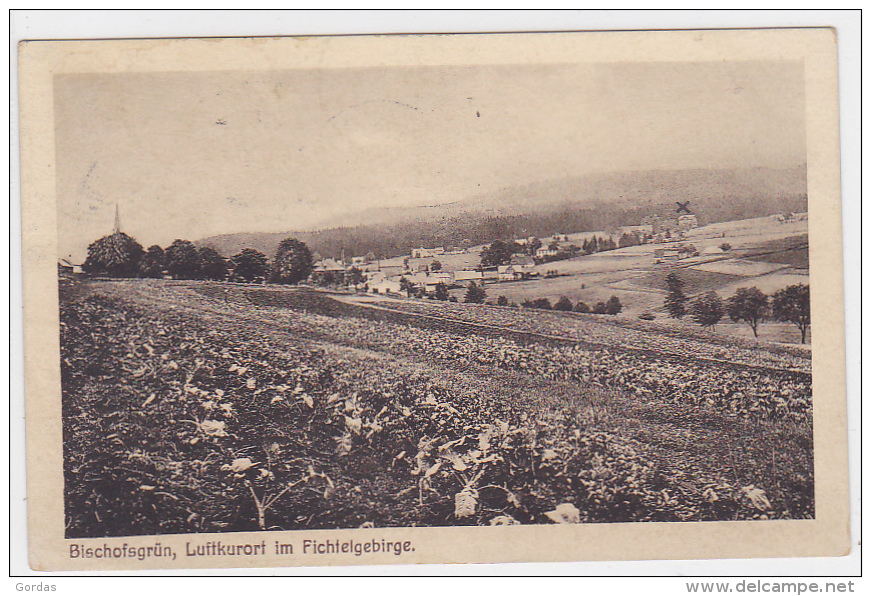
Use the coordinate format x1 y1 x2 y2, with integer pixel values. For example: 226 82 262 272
18 28 847 571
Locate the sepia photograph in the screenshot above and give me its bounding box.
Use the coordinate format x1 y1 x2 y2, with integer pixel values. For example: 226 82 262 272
18 27 848 570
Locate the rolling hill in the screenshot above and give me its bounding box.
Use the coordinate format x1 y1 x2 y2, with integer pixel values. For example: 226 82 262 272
197 165 807 259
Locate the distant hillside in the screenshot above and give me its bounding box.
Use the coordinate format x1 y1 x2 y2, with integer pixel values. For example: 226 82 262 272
198 165 807 259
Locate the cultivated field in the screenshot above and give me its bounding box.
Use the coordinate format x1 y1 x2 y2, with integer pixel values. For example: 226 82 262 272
61 279 813 537
431 217 810 343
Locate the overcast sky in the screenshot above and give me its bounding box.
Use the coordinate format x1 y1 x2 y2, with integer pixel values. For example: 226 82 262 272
55 60 805 261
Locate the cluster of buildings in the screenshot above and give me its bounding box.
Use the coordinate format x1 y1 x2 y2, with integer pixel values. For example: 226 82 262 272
653 244 700 263
772 212 809 223
410 245 472 258
310 244 539 297
642 214 698 237
365 254 538 296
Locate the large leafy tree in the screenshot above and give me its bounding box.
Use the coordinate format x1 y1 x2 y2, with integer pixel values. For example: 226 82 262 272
198 246 228 281
230 248 269 283
689 291 724 330
270 238 314 285
726 287 769 338
772 283 811 343
139 244 166 278
480 240 513 267
664 272 688 318
82 232 144 278
165 239 201 280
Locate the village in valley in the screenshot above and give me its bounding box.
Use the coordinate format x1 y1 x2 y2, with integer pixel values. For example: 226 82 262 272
293 206 810 345
61 199 811 347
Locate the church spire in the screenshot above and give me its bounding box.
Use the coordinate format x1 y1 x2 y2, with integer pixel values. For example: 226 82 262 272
113 203 121 234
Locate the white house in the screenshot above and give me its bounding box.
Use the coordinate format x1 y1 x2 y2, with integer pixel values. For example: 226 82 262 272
314 258 345 272
654 248 681 263
411 246 445 258
509 255 535 273
454 270 483 283
536 246 559 258
58 258 83 275
369 279 403 295
365 271 387 285
497 265 522 281
409 271 429 285
678 214 698 231
424 273 452 293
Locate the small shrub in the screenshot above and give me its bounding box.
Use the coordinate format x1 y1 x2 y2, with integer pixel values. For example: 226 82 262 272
531 298 552 310
554 296 574 311
464 281 487 304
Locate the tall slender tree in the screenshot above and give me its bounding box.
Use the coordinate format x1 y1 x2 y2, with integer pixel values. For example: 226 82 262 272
664 272 688 318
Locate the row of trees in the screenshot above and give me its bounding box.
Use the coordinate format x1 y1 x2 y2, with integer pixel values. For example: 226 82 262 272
82 232 314 285
582 235 617 254
479 233 627 270
491 294 623 315
664 272 811 342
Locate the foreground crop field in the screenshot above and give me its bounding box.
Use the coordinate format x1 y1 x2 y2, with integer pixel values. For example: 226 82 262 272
60 279 813 537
